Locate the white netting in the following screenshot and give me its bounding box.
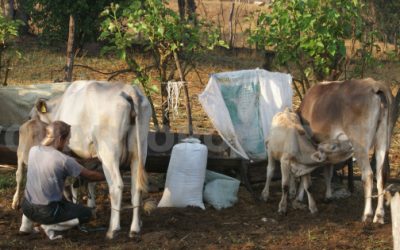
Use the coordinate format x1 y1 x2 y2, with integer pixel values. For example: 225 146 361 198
166 81 185 118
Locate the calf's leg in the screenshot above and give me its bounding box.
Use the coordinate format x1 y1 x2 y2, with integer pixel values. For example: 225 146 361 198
12 156 25 210
302 174 318 214
278 159 291 214
261 153 276 201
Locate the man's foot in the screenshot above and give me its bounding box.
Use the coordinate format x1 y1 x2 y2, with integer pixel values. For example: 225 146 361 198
18 226 40 235
40 225 63 240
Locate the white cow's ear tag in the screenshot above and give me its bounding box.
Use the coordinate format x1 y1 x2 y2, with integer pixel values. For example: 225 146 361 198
41 104 47 113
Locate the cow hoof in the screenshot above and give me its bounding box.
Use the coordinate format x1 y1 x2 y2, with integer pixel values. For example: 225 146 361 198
260 195 269 202
373 214 384 224
90 208 97 219
309 208 318 215
362 214 373 223
323 197 333 203
260 191 269 202
129 231 142 242
278 209 287 216
292 200 307 210
12 201 20 210
106 230 119 240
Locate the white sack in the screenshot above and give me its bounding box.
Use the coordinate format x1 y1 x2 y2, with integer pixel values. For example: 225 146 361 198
203 170 240 210
158 138 208 209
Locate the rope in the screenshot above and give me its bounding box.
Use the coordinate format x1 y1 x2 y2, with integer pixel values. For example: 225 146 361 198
111 204 141 212
166 81 185 118
366 184 394 199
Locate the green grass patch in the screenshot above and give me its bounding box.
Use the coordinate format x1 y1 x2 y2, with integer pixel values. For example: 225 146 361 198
0 172 16 189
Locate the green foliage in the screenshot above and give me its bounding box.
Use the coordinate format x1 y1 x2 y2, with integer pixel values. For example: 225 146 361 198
0 14 21 46
249 0 363 87
99 0 226 125
0 13 22 85
0 172 16 190
22 0 121 45
99 0 226 71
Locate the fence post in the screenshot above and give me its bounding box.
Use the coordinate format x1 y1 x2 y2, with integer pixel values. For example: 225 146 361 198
392 192 400 250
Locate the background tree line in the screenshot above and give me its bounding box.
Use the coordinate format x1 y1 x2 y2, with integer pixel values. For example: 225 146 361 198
0 0 399 130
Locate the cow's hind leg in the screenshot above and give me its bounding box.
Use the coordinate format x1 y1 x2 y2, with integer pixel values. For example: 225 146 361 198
129 156 143 239
373 143 388 224
324 165 334 201
98 144 124 239
357 150 374 223
129 118 149 239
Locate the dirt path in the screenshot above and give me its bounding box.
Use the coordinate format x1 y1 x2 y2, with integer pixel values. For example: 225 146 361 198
0 170 393 250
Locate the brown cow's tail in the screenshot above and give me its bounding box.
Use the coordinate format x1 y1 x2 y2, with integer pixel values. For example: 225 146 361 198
375 83 394 184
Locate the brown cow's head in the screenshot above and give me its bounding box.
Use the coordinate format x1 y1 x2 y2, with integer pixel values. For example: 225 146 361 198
317 133 354 164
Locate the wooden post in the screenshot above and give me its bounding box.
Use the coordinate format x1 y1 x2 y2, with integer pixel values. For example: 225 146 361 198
228 1 235 49
64 15 75 82
392 192 400 250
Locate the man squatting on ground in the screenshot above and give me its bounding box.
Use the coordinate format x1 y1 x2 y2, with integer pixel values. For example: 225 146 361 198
19 121 105 240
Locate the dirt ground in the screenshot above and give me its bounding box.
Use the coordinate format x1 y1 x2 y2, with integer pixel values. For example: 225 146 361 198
0 169 394 250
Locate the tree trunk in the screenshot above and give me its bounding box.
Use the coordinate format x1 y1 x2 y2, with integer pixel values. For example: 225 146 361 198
186 0 196 24
161 82 170 131
178 0 185 20
1 0 13 18
178 0 196 23
64 15 75 82
13 0 29 34
393 87 400 129
173 50 193 136
228 2 235 49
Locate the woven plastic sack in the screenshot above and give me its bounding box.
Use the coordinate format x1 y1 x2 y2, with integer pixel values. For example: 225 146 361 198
158 138 208 209
199 69 293 160
203 170 240 210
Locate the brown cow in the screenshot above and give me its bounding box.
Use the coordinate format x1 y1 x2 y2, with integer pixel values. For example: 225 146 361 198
298 78 394 223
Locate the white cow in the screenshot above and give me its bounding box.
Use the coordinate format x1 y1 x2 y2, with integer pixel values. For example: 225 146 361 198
30 80 151 239
261 108 353 214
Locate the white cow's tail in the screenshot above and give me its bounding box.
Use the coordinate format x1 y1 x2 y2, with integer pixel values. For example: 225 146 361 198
133 93 148 193
122 90 148 193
